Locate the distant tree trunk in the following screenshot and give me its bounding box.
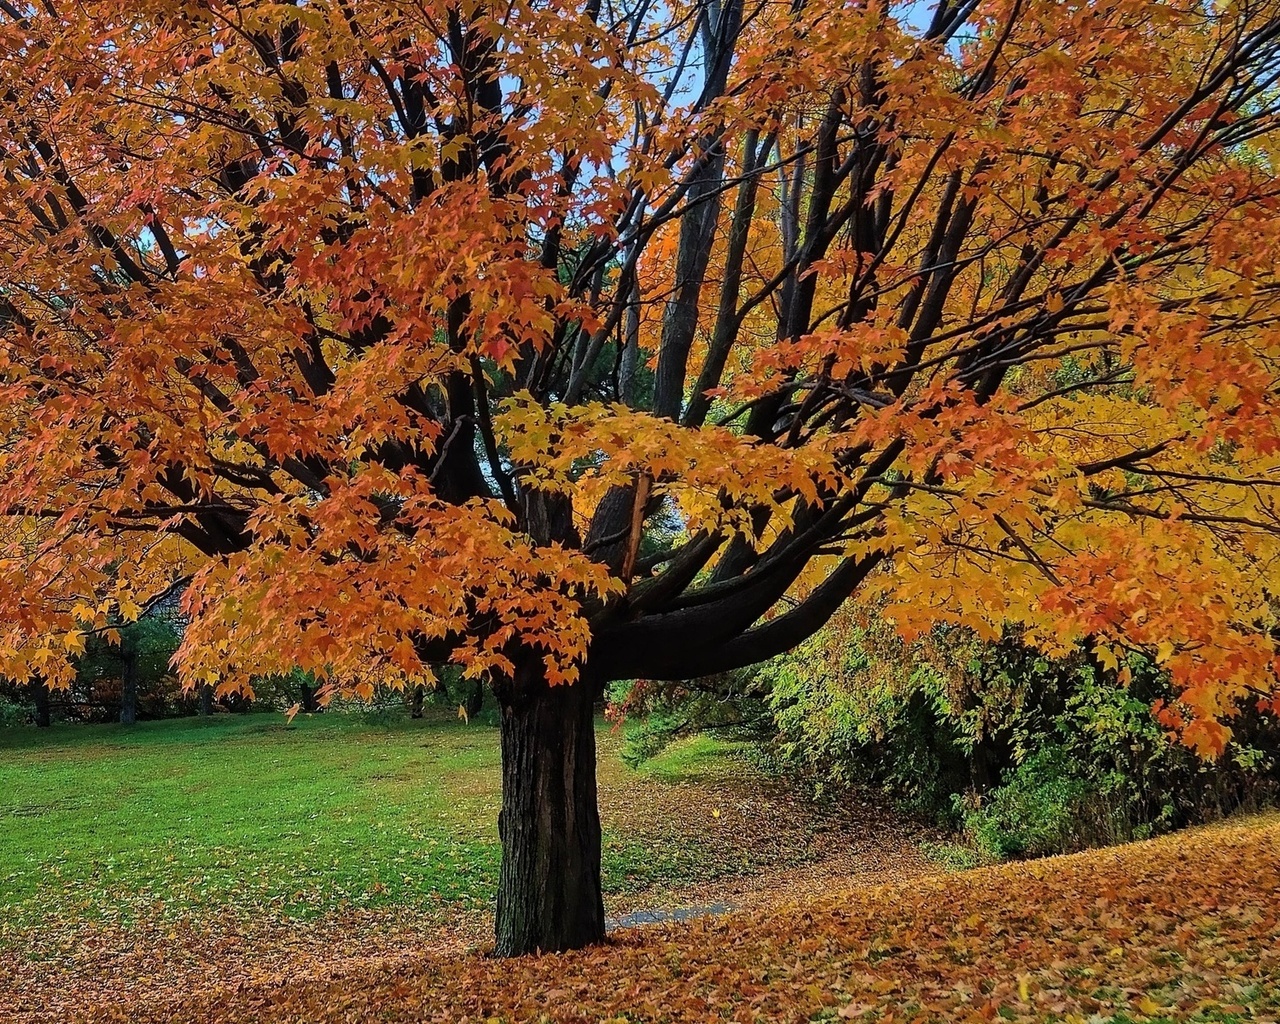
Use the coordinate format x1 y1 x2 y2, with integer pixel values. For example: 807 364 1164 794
199 683 214 717
299 681 320 713
618 276 641 405
410 684 424 719
119 639 138 726
32 680 50 728
494 657 604 956
465 678 484 720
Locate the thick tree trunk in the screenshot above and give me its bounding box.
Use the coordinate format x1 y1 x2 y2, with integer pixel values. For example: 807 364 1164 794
410 683 425 719
494 659 604 956
32 680 50 728
199 683 214 717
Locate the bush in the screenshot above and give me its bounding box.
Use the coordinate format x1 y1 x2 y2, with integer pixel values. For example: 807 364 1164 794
0 693 27 727
628 607 1280 861
754 615 993 813
959 748 1090 859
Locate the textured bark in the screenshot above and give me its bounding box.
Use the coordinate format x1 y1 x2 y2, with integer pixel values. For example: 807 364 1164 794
494 658 604 956
410 684 425 719
199 683 214 717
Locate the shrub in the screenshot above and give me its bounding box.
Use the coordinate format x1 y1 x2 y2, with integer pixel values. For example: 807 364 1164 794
627 607 1280 860
959 748 1091 859
0 693 27 727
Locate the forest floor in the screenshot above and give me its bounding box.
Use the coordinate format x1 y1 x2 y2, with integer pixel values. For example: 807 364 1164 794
0 710 934 1022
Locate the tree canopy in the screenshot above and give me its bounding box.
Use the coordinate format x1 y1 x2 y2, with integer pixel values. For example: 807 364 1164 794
5 0 1280 953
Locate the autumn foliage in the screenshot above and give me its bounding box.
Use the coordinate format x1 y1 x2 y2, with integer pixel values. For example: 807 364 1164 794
5 0 1280 952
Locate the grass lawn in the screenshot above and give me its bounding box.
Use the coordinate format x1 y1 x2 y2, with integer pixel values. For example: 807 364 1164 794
8 712 1272 1024
0 711 811 937
2 709 935 1023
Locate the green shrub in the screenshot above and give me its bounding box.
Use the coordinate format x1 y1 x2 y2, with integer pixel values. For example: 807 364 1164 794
0 694 27 727
629 609 1280 861
960 748 1090 859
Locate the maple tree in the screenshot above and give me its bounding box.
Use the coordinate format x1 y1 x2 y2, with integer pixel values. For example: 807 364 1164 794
4 0 1280 955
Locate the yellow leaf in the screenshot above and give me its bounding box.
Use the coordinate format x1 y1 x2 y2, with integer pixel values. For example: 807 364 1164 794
458 704 469 724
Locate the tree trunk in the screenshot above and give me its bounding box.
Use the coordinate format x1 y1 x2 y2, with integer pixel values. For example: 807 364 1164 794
199 682 214 717
465 677 484 720
410 684 425 719
494 658 604 956
32 680 50 728
119 641 138 726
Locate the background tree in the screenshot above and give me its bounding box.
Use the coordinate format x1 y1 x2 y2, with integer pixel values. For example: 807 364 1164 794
74 616 182 725
30 679 50 729
4 0 1280 955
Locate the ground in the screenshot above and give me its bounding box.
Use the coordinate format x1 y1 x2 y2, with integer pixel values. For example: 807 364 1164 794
4 715 1275 1024
184 814 1275 1024
0 711 928 1022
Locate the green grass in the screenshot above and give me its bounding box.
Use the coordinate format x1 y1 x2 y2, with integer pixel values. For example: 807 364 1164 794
0 711 749 936
630 733 757 784
919 839 983 870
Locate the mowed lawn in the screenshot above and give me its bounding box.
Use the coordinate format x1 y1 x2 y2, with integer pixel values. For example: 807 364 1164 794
0 711 823 937
0 713 503 931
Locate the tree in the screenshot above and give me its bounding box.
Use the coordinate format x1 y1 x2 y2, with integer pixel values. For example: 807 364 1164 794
73 616 181 725
31 678 50 729
3 0 1280 954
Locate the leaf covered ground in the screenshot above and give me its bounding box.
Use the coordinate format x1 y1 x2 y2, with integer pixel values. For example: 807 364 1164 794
0 713 928 1022
0 715 920 933
7 813 1279 1023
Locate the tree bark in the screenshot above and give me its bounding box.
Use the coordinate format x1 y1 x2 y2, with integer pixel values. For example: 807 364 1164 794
494 657 604 956
410 683 425 719
199 682 214 717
